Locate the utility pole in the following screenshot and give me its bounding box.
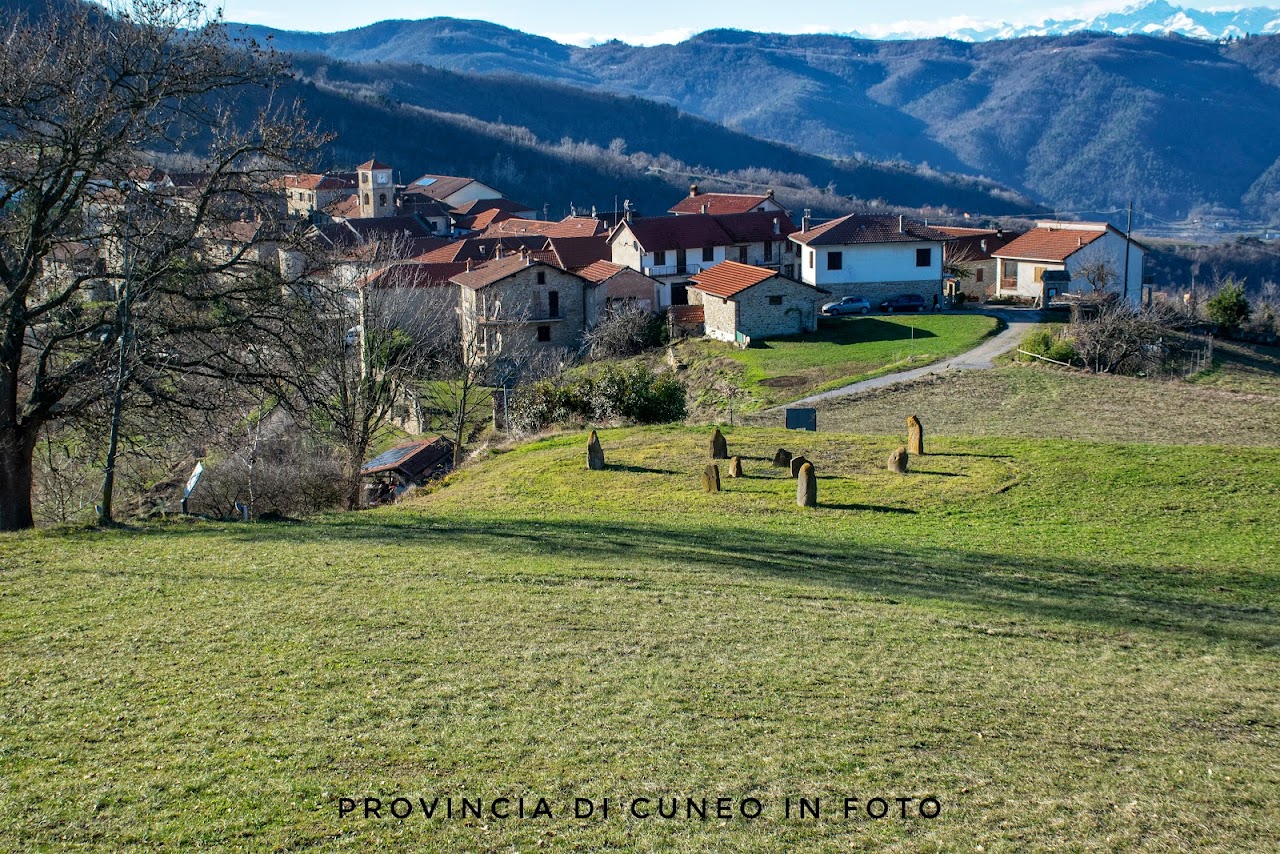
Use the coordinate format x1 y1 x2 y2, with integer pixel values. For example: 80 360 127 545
1122 200 1133 303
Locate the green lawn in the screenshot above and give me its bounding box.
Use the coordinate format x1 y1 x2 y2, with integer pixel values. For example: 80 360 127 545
690 314 999 410
3 426 1278 851
775 346 1280 448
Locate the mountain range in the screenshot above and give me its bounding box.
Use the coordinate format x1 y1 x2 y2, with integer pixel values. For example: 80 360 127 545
854 1 1280 43
236 17 1280 223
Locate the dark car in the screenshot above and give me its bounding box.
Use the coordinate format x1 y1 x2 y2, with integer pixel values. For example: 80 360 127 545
879 294 926 313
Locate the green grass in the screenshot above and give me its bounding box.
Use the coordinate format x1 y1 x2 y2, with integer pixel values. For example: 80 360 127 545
3 426 1278 851
782 356 1280 448
690 314 999 409
1187 340 1280 396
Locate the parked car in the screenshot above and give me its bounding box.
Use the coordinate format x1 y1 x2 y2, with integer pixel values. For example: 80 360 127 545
879 294 926 313
821 295 871 316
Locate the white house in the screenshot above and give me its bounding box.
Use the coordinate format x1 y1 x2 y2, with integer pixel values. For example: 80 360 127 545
608 211 797 309
402 174 505 210
688 261 821 344
991 221 1148 306
789 214 948 305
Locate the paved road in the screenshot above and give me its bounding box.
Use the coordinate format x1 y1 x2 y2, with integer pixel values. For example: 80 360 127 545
766 308 1043 411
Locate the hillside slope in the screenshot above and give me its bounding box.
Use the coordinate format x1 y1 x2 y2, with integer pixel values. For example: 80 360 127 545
240 18 1280 220
3 427 1278 848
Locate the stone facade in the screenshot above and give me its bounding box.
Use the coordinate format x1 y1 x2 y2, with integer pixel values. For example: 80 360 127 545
691 274 822 343
458 261 587 360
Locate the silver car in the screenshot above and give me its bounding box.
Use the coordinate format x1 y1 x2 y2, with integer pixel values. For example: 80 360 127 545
821 295 871 316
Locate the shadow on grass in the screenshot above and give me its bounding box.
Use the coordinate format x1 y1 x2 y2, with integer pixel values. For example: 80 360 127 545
819 503 917 514
606 464 682 475
759 316 941 348
908 470 964 478
86 514 1280 650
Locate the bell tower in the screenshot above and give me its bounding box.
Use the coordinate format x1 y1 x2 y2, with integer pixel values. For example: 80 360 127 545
356 158 395 218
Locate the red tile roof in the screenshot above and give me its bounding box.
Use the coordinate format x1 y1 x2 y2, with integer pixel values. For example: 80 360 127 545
452 197 533 217
993 226 1106 263
284 173 356 191
404 174 482 201
670 191 780 215
451 252 557 290
791 214 951 246
356 159 392 171
688 261 778 298
714 210 797 243
575 260 628 284
421 236 547 264
321 194 361 219
542 236 610 270
360 261 468 289
935 226 1021 261
615 214 734 252
668 305 704 324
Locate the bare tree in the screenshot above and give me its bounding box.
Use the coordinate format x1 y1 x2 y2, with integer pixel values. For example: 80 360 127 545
1073 242 1122 293
0 0 323 530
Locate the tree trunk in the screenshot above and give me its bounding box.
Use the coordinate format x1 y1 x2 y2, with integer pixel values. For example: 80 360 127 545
0 428 37 531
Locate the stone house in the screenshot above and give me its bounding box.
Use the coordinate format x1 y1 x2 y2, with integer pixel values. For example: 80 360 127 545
790 213 948 305
452 250 589 365
280 172 356 218
688 261 821 344
935 226 1020 299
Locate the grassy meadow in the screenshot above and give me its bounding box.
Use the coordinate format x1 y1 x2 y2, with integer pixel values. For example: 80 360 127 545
687 314 999 409
3 419 1278 851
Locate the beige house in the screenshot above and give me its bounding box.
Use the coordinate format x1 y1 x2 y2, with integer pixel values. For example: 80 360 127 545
279 172 356 217
688 261 821 345
992 221 1148 306
452 251 589 363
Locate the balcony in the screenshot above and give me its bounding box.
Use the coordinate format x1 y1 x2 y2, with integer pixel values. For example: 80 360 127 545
645 263 702 278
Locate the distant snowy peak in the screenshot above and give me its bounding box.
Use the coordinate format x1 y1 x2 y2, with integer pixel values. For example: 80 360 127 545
852 1 1280 43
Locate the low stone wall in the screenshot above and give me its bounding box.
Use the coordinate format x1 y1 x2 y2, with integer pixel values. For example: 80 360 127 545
822 279 941 306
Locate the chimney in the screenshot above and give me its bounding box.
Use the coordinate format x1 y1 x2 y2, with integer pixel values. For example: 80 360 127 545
689 183 699 197
700 203 708 214
773 217 780 235
465 259 473 271
495 245 506 259
1078 236 1083 247
802 209 811 233
980 239 988 253
766 188 775 198
899 215 904 234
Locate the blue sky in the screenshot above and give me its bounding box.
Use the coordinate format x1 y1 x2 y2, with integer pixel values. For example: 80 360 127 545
214 0 1254 43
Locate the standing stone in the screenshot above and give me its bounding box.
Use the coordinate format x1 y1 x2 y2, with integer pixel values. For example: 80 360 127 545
727 456 743 478
772 448 793 468
702 464 722 493
907 415 925 456
710 427 728 460
789 455 810 478
586 430 605 470
888 446 908 473
796 462 817 507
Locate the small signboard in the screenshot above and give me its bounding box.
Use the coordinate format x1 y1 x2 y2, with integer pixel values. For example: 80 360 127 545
184 462 204 499
785 408 817 432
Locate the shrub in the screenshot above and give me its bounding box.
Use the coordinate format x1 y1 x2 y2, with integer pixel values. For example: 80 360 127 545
1206 280 1251 328
510 364 686 432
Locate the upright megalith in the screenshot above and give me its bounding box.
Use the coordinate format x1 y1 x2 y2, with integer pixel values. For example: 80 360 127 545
789 455 810 478
586 430 605 470
772 448 792 468
728 456 743 478
796 462 817 507
710 427 728 460
907 415 925 456
888 446 908 473
702 464 722 493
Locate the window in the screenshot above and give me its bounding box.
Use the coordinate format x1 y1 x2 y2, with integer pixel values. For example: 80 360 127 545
768 295 783 306
738 246 748 263
827 251 843 271
548 290 559 317
362 193 370 206
702 246 714 262
916 247 932 267
975 268 985 283
536 325 551 342
378 193 387 207
808 250 814 269
653 250 667 266
764 241 773 262
361 172 369 184
536 271 546 285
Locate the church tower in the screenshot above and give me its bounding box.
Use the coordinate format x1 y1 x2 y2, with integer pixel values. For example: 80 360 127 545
356 159 395 218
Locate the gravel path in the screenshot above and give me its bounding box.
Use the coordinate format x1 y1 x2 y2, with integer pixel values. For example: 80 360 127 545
765 308 1044 412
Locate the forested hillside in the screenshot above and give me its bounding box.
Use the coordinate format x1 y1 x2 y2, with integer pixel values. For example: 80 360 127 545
241 18 1280 222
